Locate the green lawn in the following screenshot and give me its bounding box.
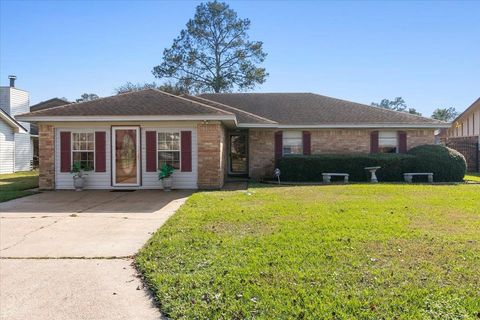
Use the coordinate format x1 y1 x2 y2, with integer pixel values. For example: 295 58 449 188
137 184 480 319
0 170 39 202
465 172 480 182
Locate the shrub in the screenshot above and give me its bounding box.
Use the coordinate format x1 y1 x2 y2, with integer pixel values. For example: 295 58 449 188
278 153 415 182
277 145 467 183
407 144 466 182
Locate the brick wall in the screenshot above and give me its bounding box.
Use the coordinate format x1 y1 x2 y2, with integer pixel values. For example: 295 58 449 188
249 129 276 178
407 129 435 149
248 128 436 179
38 124 55 190
311 129 371 153
197 122 226 189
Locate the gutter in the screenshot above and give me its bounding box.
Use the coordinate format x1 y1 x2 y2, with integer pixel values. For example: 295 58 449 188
237 123 452 129
16 114 238 124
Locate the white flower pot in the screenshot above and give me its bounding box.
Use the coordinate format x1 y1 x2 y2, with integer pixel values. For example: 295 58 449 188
73 176 86 191
161 177 173 191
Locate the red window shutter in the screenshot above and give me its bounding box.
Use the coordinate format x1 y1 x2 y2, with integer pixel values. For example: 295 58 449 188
181 131 192 172
370 131 379 153
398 131 407 153
145 131 157 172
303 131 311 155
274 131 283 162
60 132 71 172
95 131 106 172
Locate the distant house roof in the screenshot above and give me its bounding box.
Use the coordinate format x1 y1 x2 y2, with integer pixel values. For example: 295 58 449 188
199 93 448 127
0 108 27 133
17 90 449 128
18 89 236 122
30 98 71 112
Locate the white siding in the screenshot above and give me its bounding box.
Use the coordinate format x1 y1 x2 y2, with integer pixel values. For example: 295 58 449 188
449 103 480 138
8 88 30 132
54 122 198 190
0 87 33 172
141 124 198 189
14 133 32 171
0 119 15 174
55 127 112 190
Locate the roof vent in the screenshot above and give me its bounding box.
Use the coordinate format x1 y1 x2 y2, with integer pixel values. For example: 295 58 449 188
8 75 16 87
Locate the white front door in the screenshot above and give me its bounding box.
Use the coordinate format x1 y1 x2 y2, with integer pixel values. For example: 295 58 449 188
112 127 140 186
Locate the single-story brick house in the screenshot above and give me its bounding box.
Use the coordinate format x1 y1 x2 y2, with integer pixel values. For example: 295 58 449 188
17 89 449 190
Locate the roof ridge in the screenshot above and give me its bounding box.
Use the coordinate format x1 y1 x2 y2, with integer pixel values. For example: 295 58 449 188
307 92 446 124
150 89 235 116
25 89 146 115
186 94 278 124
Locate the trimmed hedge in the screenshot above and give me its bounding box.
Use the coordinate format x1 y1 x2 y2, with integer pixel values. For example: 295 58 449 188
278 145 467 182
278 153 415 182
407 145 466 182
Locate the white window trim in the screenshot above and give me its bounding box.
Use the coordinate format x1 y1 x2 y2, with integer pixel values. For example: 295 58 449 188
282 130 303 156
378 131 399 153
156 129 182 170
70 130 96 171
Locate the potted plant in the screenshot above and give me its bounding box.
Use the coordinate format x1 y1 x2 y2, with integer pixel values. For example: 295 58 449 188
158 163 174 191
71 161 91 191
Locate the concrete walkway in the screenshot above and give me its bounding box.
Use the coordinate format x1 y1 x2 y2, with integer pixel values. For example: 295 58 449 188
0 190 192 320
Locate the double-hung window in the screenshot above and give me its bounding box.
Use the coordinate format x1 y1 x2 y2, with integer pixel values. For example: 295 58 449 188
378 131 398 153
283 131 303 155
72 132 95 170
157 132 180 169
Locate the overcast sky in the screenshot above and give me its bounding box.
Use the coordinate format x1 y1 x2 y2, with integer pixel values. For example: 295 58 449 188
1 0 479 115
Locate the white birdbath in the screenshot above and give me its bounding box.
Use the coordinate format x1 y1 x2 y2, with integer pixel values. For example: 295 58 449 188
365 166 381 183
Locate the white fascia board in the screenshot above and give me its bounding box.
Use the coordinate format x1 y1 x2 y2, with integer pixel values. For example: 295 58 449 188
16 114 237 123
237 123 451 129
0 113 27 133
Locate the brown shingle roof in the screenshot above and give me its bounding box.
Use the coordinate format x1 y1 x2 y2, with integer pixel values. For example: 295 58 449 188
199 93 446 126
182 94 277 124
21 89 233 117
19 89 448 128
30 98 71 112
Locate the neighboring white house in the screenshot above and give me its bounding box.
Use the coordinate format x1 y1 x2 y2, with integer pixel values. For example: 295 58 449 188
0 76 34 174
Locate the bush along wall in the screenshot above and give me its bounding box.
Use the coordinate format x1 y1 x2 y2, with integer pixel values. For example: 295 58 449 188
278 145 467 182
407 145 466 182
278 154 415 182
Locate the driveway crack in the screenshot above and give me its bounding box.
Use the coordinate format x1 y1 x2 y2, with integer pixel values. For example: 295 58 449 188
0 217 66 252
73 193 127 214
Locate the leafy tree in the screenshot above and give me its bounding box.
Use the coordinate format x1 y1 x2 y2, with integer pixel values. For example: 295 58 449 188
371 97 408 112
408 108 422 116
152 1 268 93
372 97 423 116
115 82 158 94
114 81 188 95
76 93 99 103
431 107 458 122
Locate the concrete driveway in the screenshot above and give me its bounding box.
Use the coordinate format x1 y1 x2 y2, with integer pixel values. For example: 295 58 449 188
0 190 192 320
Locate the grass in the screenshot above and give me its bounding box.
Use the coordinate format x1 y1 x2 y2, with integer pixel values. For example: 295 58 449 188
464 172 480 183
136 184 480 319
0 170 39 202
